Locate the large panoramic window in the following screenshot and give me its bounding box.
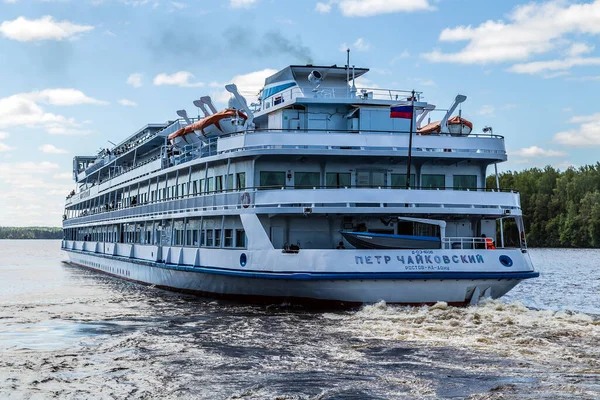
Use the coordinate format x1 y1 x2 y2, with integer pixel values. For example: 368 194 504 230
294 172 320 188
453 175 478 191
390 174 416 188
422 174 445 189
215 176 223 192
207 177 214 193
326 172 351 188
259 171 285 189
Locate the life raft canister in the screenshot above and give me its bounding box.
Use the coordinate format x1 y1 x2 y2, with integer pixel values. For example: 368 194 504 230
240 192 251 208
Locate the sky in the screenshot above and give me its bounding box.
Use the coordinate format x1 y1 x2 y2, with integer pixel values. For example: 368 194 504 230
1 0 600 226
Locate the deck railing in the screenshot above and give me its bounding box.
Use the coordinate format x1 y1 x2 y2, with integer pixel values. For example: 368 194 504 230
63 185 520 227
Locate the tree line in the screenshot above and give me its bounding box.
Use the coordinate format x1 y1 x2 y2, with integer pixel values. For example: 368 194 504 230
0 227 63 240
487 163 600 248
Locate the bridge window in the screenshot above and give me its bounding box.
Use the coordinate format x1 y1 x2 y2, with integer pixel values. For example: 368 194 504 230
390 174 416 188
294 172 320 188
260 171 285 189
236 172 246 190
326 172 351 188
422 174 445 189
453 175 477 191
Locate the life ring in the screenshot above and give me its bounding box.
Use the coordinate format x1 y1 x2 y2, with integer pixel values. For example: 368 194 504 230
240 192 251 208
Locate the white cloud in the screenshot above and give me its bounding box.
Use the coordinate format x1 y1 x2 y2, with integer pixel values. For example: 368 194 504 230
171 1 187 9
0 90 98 135
511 146 567 158
554 112 600 147
509 57 600 75
118 98 138 106
213 68 277 105
127 73 143 88
0 16 93 42
336 0 434 17
4 0 18 4
22 89 108 106
39 144 68 154
565 42 594 57
0 132 8 140
391 50 411 64
153 71 205 87
0 161 71 226
340 37 370 52
230 0 257 8
422 1 600 65
478 105 495 116
0 143 11 152
315 2 331 13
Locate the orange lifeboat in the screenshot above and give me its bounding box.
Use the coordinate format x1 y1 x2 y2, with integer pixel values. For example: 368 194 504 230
168 109 248 146
418 116 473 136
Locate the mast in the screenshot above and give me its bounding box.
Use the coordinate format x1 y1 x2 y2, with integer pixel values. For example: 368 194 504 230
406 90 415 189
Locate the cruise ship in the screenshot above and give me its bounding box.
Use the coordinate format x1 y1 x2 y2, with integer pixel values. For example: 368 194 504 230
61 62 539 306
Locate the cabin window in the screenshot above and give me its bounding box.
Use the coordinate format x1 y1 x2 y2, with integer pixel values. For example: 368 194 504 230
235 229 246 247
259 171 285 189
199 179 205 194
294 172 320 188
326 172 351 188
356 171 386 187
192 181 198 196
224 229 233 247
207 177 214 193
226 174 234 191
186 230 193 246
236 172 246 190
193 230 199 246
215 229 221 247
390 174 416 188
206 229 214 247
216 176 223 192
422 174 445 189
453 175 477 191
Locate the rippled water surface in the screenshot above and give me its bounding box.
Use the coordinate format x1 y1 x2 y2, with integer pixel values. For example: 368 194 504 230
0 240 598 399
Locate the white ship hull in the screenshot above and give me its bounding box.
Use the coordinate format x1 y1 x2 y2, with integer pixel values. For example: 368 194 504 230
63 242 536 305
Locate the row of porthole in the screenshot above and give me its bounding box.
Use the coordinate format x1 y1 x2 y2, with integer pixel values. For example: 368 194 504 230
80 258 131 277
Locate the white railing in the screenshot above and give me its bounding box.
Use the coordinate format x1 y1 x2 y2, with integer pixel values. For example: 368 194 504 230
442 237 492 250
63 187 521 228
217 130 506 157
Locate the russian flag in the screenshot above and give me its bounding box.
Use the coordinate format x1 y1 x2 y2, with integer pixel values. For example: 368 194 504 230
390 105 413 119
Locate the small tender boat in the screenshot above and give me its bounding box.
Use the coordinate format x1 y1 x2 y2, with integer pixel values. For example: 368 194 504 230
341 231 441 250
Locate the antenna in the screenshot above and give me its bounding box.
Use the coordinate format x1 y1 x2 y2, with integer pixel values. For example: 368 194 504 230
107 140 116 146
346 48 350 96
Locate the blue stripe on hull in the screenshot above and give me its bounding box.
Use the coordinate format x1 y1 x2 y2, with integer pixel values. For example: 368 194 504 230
64 249 539 281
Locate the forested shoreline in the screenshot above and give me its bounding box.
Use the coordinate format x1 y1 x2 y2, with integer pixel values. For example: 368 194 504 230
487 163 600 248
0 227 63 240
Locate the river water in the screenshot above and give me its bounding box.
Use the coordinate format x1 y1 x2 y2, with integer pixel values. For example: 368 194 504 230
0 240 598 399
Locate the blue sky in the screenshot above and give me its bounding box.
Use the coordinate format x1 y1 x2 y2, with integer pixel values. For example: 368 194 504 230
1 0 600 226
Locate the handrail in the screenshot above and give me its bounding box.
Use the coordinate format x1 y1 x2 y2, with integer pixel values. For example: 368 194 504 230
64 185 520 221
219 128 505 140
